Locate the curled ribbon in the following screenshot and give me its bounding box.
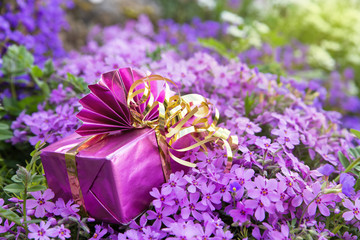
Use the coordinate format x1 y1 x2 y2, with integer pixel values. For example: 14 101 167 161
126 74 239 179
67 67 238 211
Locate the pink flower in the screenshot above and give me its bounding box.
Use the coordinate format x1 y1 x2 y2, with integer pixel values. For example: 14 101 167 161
89 225 107 240
53 224 71 240
247 176 280 207
303 182 333 217
27 189 55 218
229 202 253 223
28 221 57 240
343 198 360 221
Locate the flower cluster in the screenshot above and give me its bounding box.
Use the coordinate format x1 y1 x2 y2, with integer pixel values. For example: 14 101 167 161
4 12 360 240
0 0 72 63
10 84 80 145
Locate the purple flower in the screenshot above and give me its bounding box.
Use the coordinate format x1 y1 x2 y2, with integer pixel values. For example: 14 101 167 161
343 198 360 221
181 192 207 221
0 219 15 233
255 138 280 153
229 182 241 193
162 171 187 198
150 187 174 209
317 164 335 176
268 224 290 240
303 182 333 216
27 189 55 218
52 198 80 218
229 202 253 223
315 146 337 165
164 221 202 240
272 127 299 149
244 199 269 221
233 166 254 188
52 224 71 240
247 176 280 207
200 183 222 211
89 225 107 240
340 173 355 197
147 207 175 230
236 117 261 135
28 221 57 240
213 229 233 240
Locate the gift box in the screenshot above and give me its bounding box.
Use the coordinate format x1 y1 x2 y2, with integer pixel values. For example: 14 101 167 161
41 67 237 224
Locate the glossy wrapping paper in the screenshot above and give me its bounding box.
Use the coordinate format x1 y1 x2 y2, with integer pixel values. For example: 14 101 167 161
41 68 189 224
41 128 163 224
41 67 237 224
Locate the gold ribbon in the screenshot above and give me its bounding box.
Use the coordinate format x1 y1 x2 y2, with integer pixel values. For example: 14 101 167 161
126 74 238 180
64 73 238 211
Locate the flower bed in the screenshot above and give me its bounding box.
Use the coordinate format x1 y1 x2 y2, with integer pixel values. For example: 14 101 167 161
1 4 360 240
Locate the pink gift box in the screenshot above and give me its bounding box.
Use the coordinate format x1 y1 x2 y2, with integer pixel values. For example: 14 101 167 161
41 128 164 224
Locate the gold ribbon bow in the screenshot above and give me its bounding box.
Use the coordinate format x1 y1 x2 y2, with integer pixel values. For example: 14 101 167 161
126 74 238 180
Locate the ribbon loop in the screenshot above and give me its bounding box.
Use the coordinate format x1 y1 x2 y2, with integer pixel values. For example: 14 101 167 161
126 73 238 175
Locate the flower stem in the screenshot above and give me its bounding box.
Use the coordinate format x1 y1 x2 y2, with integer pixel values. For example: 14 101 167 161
23 181 28 236
10 76 17 100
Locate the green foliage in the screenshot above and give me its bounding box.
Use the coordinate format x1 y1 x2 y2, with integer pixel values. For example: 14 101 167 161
1 142 47 235
198 38 237 59
0 45 56 115
244 93 257 118
0 122 13 141
65 73 89 95
1 45 34 76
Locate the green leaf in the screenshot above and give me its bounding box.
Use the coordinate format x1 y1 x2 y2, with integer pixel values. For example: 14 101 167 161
1 45 34 76
43 60 55 78
198 38 236 59
23 219 42 224
0 129 13 141
349 147 360 159
4 183 25 193
30 65 43 78
338 151 350 169
28 185 47 192
0 122 10 130
351 129 360 139
244 93 257 117
0 207 22 225
354 177 360 192
31 175 45 183
66 73 89 94
332 224 344 234
11 175 22 183
2 97 23 116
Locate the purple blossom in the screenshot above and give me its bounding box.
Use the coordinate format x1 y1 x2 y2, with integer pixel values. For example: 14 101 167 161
343 198 360 221
303 183 333 216
317 164 335 176
52 224 71 240
229 202 253 223
27 189 55 218
150 187 175 209
147 207 175 230
247 176 280 207
340 173 356 197
52 198 80 218
200 183 222 211
181 192 207 221
28 221 57 240
162 171 187 198
89 225 107 240
0 219 15 233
